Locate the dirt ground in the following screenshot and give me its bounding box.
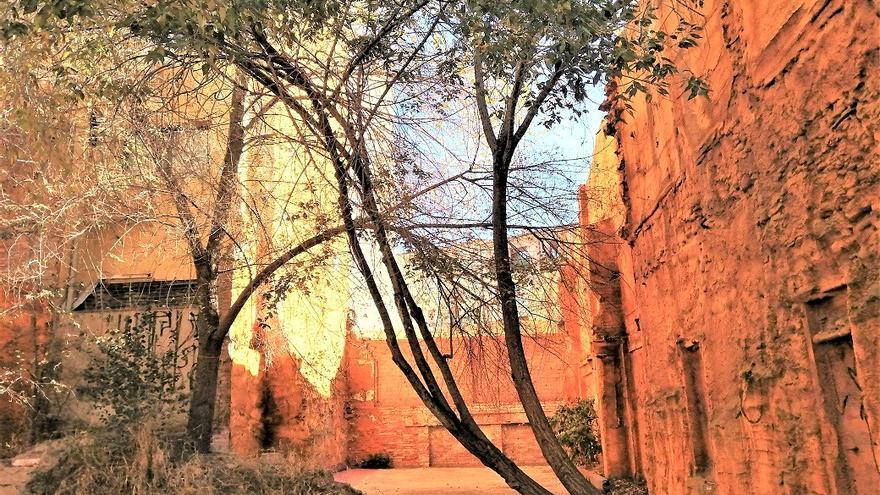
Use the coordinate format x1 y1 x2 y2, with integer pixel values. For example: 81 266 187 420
334 466 605 495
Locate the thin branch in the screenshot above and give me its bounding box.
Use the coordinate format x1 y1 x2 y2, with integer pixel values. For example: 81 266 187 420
473 50 498 151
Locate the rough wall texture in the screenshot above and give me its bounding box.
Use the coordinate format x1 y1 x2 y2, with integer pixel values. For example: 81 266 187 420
0 295 51 456
229 291 587 470
582 1 880 494
229 341 349 468
228 330 579 470
63 307 201 424
345 332 581 467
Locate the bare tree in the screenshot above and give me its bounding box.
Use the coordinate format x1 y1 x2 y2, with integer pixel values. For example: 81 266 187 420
95 70 355 451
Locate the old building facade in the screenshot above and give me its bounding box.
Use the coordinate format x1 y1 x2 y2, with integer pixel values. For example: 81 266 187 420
578 0 879 494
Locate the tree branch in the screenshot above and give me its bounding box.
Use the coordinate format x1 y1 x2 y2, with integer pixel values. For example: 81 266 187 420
513 68 564 145
211 224 347 342
205 74 247 256
473 50 498 151
499 61 525 146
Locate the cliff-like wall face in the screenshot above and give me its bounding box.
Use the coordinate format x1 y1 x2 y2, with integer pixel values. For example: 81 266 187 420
586 1 879 494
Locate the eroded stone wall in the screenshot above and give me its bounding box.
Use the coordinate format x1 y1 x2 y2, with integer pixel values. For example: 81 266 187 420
583 1 879 494
345 332 582 467
229 343 349 468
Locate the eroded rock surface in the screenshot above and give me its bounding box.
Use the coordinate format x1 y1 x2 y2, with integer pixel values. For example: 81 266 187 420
582 0 879 494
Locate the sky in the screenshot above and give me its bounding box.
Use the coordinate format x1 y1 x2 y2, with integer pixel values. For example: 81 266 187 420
520 84 608 186
398 82 609 231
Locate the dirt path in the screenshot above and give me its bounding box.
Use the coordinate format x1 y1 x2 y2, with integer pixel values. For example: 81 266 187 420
0 441 64 495
334 466 604 495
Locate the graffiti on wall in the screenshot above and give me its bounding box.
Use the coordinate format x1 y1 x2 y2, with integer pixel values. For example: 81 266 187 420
102 308 199 389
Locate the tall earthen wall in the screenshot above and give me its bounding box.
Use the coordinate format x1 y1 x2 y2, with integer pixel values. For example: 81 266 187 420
345 331 583 468
583 1 879 494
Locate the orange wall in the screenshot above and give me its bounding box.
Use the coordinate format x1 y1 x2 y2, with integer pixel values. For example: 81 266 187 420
229 340 349 468
583 0 880 494
0 292 51 454
345 330 584 467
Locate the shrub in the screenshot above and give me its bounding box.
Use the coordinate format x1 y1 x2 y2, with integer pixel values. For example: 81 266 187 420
27 423 362 495
550 399 602 466
79 312 186 426
353 453 392 469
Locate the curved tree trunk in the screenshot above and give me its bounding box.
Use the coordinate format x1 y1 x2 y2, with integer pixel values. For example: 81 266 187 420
233 40 569 493
492 148 601 495
349 155 555 495
321 108 552 495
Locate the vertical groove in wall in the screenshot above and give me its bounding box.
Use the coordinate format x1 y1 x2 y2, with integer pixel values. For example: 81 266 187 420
679 342 712 476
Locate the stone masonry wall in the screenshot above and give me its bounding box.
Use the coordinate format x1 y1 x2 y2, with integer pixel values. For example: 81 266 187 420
583 1 879 494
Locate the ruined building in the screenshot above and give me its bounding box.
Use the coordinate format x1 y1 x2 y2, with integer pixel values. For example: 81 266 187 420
577 0 879 493
226 234 588 468
1 0 878 493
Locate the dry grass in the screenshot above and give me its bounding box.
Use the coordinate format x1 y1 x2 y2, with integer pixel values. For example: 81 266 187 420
26 423 361 495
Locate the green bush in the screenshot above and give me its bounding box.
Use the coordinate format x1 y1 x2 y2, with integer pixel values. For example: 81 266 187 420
550 399 602 466
79 312 186 426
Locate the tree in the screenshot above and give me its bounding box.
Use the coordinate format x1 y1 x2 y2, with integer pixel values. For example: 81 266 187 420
69 70 355 453
0 25 126 444
462 2 705 492
0 17 350 451
271 2 703 491
194 2 700 492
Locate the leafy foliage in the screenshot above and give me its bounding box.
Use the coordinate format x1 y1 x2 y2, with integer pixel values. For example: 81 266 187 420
550 399 602 466
448 0 708 128
79 312 186 427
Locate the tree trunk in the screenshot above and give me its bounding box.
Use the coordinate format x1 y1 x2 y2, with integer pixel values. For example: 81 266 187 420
180 78 245 453
492 151 601 495
351 157 556 495
186 317 224 453
186 268 224 453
